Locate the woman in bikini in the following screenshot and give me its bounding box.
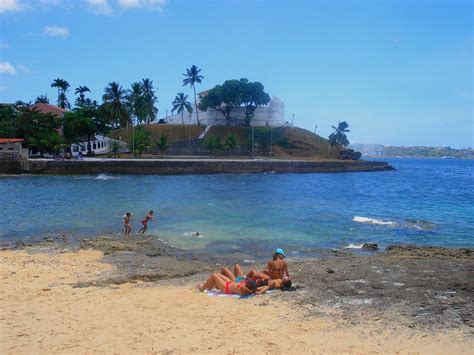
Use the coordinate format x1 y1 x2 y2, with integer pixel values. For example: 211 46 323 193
264 248 290 280
139 210 154 235
220 264 293 290
196 272 260 296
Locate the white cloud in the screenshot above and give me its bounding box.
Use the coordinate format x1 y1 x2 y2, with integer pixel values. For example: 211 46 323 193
87 0 112 15
0 41 8 48
0 0 23 13
118 0 167 11
43 25 70 37
0 61 16 74
0 86 7 91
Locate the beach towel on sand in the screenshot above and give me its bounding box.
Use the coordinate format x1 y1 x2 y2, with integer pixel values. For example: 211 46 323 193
202 289 275 299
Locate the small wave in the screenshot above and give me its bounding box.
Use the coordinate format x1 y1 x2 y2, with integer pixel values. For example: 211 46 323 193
95 174 119 180
345 243 364 249
353 216 396 226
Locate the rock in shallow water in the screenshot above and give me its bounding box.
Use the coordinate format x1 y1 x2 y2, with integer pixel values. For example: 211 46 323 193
362 243 379 251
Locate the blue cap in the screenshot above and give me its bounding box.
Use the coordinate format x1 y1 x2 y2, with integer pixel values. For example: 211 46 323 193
275 248 287 257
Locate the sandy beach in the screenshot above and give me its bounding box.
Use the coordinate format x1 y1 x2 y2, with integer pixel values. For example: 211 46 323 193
1 244 473 354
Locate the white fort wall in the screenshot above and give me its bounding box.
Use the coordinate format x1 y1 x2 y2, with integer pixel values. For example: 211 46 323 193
161 96 286 127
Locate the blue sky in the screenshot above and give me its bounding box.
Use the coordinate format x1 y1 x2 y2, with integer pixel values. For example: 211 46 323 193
0 0 472 148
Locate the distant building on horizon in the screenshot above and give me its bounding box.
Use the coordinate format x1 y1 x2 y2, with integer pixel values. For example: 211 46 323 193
160 90 286 127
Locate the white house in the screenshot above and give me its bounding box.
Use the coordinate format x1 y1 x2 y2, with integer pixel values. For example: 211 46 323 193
70 135 111 157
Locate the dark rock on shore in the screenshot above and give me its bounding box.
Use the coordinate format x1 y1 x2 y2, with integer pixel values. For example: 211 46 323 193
272 246 473 331
362 243 379 251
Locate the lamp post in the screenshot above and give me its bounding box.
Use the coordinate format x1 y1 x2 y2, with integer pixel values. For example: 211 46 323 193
132 117 135 158
188 113 191 156
314 124 318 134
270 125 273 156
292 113 295 126
252 125 255 158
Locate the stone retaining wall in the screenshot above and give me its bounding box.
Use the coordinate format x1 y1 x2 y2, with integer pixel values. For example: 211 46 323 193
7 159 394 175
0 153 22 174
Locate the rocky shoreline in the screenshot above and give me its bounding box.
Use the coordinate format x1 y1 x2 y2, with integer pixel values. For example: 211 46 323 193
6 235 473 333
0 157 394 175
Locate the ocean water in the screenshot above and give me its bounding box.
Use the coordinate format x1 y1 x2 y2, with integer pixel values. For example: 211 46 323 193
0 158 472 256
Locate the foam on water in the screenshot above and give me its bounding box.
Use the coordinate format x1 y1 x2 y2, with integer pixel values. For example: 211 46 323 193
345 243 364 249
95 174 119 180
353 216 397 226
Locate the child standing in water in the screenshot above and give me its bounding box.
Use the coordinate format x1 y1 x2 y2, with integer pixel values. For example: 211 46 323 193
139 210 154 235
123 212 132 236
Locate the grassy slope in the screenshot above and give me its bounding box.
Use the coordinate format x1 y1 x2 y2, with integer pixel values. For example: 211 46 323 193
110 124 338 159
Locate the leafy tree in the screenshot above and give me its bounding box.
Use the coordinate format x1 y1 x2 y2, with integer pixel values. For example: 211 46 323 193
14 100 32 108
140 78 158 124
51 78 70 108
328 121 350 148
224 133 238 153
182 65 203 125
130 125 151 157
102 82 130 128
239 78 271 125
0 106 18 137
155 133 170 157
203 136 222 155
171 93 193 125
74 86 91 107
63 109 98 155
16 108 61 157
198 80 243 124
35 95 49 104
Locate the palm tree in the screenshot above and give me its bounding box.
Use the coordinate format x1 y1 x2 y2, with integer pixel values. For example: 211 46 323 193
35 95 49 104
51 78 70 107
102 82 130 128
57 92 70 109
126 82 146 125
182 65 203 125
328 121 350 147
140 78 158 124
74 86 91 107
171 93 193 125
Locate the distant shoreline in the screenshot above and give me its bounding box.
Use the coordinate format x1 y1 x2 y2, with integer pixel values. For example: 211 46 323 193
1 157 394 175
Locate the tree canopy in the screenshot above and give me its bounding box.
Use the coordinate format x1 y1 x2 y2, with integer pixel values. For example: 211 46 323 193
198 78 270 125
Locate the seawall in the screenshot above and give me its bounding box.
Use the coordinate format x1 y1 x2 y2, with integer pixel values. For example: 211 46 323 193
1 158 394 175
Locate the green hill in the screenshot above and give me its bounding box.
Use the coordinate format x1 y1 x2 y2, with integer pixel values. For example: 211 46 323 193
110 124 338 160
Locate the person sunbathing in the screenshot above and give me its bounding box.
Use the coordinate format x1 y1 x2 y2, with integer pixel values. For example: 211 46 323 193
196 272 260 296
220 264 292 291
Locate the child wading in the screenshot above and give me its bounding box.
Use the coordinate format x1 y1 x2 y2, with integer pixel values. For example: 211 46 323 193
139 210 154 235
123 212 132 236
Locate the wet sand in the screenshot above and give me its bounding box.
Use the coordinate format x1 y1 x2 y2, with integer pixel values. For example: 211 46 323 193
1 238 473 354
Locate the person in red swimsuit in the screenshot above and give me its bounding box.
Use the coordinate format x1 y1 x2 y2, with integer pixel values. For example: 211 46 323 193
139 210 154 235
196 273 261 296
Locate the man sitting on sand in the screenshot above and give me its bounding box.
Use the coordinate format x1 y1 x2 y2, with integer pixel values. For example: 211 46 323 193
196 272 263 296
